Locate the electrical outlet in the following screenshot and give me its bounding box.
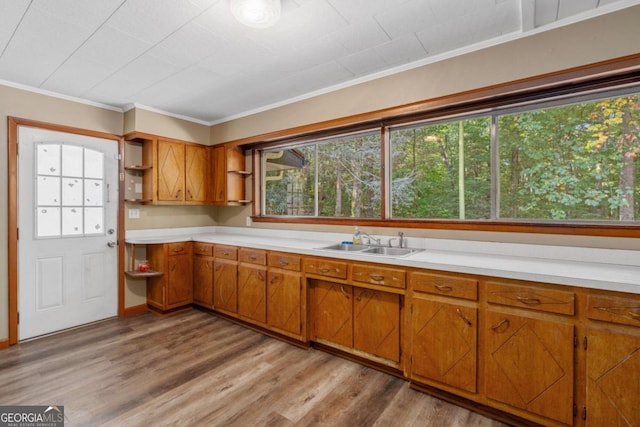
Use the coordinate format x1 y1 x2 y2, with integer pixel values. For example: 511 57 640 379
246 216 252 226
128 208 140 219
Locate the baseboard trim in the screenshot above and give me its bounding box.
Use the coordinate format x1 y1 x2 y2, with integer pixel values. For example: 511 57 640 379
122 304 148 316
0 339 9 350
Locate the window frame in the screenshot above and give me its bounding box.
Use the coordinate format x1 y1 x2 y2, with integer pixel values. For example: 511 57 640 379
246 55 640 237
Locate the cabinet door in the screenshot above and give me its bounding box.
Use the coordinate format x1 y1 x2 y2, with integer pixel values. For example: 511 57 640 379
586 327 640 427
210 146 226 204
157 140 185 201
185 144 208 202
485 310 574 425
166 254 192 308
213 259 238 314
411 297 477 393
353 288 400 362
238 264 267 324
193 256 213 307
267 270 302 337
310 280 353 348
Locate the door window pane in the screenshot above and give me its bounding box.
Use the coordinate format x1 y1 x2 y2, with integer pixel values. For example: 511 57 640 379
84 207 103 235
37 144 60 175
62 145 83 177
62 178 83 205
37 207 61 237
84 149 104 179
37 176 61 206
62 207 83 235
35 143 106 238
84 179 103 206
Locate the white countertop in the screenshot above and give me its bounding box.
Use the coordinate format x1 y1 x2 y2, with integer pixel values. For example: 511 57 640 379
126 226 640 294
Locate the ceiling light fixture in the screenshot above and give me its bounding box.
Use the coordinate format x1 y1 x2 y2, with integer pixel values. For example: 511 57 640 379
230 0 281 29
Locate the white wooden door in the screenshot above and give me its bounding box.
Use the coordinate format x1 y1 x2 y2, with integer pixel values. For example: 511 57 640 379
18 126 119 340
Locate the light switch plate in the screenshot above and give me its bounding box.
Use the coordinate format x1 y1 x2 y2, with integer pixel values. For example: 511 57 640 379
128 208 140 219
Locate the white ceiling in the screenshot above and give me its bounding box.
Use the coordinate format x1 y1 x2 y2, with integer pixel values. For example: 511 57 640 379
0 0 637 124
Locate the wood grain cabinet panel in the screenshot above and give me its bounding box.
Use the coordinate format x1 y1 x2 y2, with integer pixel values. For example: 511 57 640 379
157 140 185 201
410 272 477 300
193 254 213 308
485 309 574 425
586 327 640 427
238 263 267 325
304 258 348 280
487 281 575 316
213 258 238 314
411 297 477 393
185 144 208 202
353 288 400 363
310 280 353 348
267 269 302 338
352 263 405 289
146 242 193 312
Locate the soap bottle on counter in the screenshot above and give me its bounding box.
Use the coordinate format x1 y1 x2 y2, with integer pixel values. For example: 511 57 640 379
353 226 362 245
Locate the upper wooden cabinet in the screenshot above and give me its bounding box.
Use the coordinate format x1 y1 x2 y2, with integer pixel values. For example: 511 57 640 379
124 133 210 205
210 145 251 206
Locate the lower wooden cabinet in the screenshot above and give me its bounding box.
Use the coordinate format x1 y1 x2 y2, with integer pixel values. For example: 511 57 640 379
213 258 238 314
410 297 477 393
237 251 267 325
310 279 401 364
193 243 214 308
267 269 302 338
584 293 640 426
146 242 193 311
485 309 574 425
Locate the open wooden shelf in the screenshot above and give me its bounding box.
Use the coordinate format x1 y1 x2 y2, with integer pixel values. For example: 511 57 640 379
124 270 163 279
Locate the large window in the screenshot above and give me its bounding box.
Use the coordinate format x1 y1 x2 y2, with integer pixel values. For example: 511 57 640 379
259 83 640 229
263 130 381 217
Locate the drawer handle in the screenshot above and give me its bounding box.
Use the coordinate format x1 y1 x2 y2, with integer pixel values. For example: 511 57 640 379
491 318 510 331
370 273 384 282
270 275 280 284
456 309 472 326
318 267 331 273
215 264 222 272
629 311 640 321
222 251 229 256
173 247 184 253
249 255 257 261
435 284 453 292
279 259 289 267
516 296 542 305
257 271 265 281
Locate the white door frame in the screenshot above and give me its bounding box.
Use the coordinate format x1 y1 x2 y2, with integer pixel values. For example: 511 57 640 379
7 117 124 345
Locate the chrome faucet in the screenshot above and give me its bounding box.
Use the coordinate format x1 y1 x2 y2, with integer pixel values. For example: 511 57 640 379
388 231 405 248
360 231 381 246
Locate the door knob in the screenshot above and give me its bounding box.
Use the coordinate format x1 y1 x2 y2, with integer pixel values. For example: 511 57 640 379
107 228 115 235
107 241 117 248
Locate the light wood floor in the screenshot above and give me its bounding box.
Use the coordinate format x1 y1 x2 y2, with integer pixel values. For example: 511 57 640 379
0 310 509 427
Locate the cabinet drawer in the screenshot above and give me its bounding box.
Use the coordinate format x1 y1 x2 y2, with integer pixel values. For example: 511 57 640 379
303 258 348 280
487 281 575 316
168 242 192 256
268 252 301 271
352 264 405 289
410 272 478 300
587 294 640 328
214 245 238 260
193 242 213 257
239 248 267 265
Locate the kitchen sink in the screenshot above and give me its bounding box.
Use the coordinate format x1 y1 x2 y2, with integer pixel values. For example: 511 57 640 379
361 246 421 257
317 243 422 258
319 243 371 251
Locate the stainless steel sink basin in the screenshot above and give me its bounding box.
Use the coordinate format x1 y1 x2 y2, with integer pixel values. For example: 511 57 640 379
319 243 371 251
317 243 422 258
361 246 421 257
